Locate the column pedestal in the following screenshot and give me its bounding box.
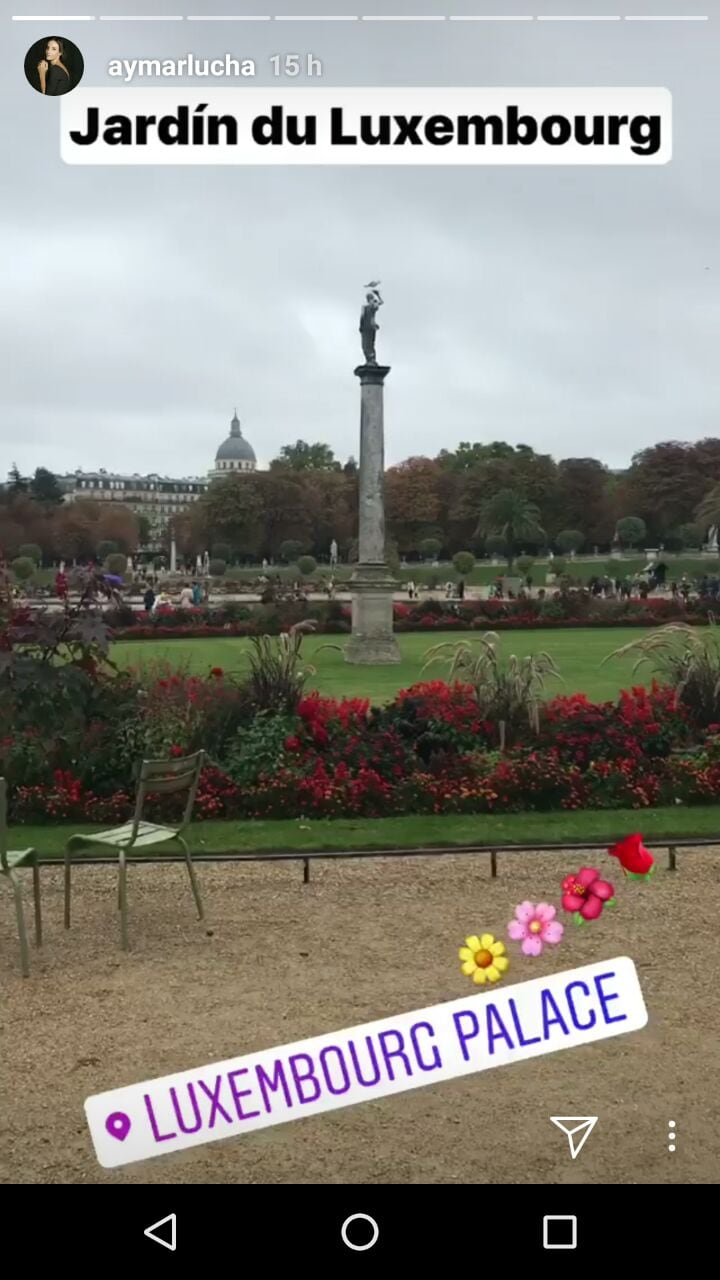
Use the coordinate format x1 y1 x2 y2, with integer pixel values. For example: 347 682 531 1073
346 361 400 665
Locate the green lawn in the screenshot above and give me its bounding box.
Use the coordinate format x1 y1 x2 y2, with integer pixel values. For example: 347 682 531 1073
23 807 720 859
114 628 654 704
236 555 712 588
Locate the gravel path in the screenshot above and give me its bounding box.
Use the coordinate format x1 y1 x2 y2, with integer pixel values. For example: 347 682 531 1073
2 850 717 1184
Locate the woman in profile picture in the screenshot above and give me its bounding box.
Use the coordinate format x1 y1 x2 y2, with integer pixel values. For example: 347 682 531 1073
37 38 72 95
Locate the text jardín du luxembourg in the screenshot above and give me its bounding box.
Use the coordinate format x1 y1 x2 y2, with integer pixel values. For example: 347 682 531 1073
68 102 663 157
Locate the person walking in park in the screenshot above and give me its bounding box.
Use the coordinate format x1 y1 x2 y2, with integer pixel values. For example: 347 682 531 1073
191 580 203 606
457 578 465 600
143 584 155 614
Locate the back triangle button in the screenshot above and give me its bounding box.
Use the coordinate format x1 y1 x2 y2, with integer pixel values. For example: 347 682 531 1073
144 1213 177 1252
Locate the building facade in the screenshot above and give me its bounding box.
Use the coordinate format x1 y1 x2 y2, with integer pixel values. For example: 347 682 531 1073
55 411 257 550
58 469 209 549
210 410 257 478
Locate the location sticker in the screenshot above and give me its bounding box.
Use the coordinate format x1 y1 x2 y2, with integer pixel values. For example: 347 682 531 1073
86 956 647 1169
105 1111 131 1142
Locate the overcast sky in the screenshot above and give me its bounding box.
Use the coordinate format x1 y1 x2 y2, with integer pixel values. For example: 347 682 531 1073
2 1 719 480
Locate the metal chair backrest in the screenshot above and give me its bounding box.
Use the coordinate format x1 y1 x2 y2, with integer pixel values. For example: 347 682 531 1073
130 750 205 840
0 778 8 871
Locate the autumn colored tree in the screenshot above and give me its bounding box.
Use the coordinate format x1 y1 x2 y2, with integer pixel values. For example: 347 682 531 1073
552 459 616 547
386 457 442 553
623 442 708 539
94 504 139 555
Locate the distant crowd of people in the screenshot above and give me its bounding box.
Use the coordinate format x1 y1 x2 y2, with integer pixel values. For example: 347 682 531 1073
20 556 720 615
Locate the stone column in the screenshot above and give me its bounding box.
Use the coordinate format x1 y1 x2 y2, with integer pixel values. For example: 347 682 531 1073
170 536 177 574
345 362 401 664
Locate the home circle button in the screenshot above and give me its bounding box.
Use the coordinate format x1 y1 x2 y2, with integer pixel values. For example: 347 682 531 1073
341 1213 380 1252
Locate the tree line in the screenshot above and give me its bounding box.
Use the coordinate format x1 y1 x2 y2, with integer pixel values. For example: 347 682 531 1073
178 437 720 562
4 438 720 567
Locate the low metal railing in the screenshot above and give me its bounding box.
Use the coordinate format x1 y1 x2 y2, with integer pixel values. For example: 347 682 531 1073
35 836 712 882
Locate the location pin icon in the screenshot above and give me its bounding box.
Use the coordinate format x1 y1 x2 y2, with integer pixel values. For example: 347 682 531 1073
106 1111 131 1142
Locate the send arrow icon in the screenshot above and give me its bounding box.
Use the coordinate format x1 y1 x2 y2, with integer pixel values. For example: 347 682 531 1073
144 1213 177 1252
550 1116 598 1160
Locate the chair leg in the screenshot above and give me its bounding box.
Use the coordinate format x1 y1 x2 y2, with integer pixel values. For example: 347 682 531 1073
64 848 72 929
8 870 31 978
178 837 204 921
32 859 42 947
118 849 129 951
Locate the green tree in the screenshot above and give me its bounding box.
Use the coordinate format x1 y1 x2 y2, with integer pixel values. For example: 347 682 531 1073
272 440 341 472
18 542 42 565
555 529 585 555
437 441 515 471
201 474 264 560
476 489 545 569
106 552 127 577
677 522 703 550
97 539 119 562
516 556 535 576
419 537 442 561
297 554 317 576
452 551 475 575
29 466 64 505
7 464 28 494
485 534 509 559
209 558 227 577
137 514 151 546
11 555 35 582
695 484 720 538
211 541 231 563
279 539 303 563
616 516 647 549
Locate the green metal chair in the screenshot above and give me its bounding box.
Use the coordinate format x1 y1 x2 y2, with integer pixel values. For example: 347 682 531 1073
0 777 42 978
64 749 206 951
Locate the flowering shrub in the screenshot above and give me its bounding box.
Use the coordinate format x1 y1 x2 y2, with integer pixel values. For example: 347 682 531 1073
4 620 720 823
540 682 689 767
106 593 714 641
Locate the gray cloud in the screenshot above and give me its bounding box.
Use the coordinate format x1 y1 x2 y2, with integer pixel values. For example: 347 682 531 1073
2 1 718 480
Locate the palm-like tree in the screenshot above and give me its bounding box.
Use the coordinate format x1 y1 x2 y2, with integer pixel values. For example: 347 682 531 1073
695 484 720 538
476 489 545 568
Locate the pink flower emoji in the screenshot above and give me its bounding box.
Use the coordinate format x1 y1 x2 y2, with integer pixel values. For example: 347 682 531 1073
507 901 564 956
561 867 616 923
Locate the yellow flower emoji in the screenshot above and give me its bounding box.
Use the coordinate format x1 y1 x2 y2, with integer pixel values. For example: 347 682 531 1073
459 933 510 985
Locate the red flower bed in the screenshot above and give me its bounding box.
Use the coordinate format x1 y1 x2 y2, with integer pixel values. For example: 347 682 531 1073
6 663 720 824
108 595 712 640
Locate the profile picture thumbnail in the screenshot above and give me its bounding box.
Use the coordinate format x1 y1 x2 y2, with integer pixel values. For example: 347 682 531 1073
24 36 84 97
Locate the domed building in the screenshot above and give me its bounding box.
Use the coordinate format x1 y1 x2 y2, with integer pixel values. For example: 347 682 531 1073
211 410 257 479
